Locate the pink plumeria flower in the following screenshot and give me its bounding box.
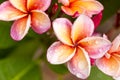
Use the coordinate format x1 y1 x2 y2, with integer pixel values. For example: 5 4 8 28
58 0 104 17
0 0 51 41
96 34 120 79
47 14 111 79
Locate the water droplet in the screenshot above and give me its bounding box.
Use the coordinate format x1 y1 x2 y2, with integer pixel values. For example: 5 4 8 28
76 73 82 78
99 49 102 52
95 41 99 44
73 68 76 71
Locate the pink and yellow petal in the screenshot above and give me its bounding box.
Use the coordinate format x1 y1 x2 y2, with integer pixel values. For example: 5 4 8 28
79 37 111 59
61 5 84 16
10 15 31 41
112 54 120 77
71 14 94 43
53 18 73 46
96 56 120 77
67 47 90 79
69 0 76 3
31 10 51 34
27 0 51 11
71 0 104 16
61 6 75 16
0 1 27 21
47 41 76 64
109 34 120 53
9 0 27 12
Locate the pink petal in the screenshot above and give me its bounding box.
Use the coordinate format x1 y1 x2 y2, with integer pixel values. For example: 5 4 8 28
109 34 120 53
27 0 51 11
58 0 69 6
31 10 51 34
9 0 27 12
10 16 31 41
96 56 120 77
67 47 91 79
0 1 27 21
47 41 76 64
114 77 120 80
92 11 103 29
71 14 94 43
53 18 73 46
79 37 111 59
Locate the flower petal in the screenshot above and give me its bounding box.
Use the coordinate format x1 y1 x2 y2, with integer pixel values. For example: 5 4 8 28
10 16 31 41
92 11 103 29
69 0 76 3
31 10 51 34
47 41 76 64
67 47 91 79
58 0 69 6
27 0 51 11
71 0 104 17
112 54 120 77
114 77 120 80
0 1 26 21
79 37 111 59
9 0 27 12
96 56 120 77
71 14 94 43
61 5 84 16
109 34 120 53
53 18 73 46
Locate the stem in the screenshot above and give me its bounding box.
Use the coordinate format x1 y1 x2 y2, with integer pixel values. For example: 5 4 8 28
51 3 62 20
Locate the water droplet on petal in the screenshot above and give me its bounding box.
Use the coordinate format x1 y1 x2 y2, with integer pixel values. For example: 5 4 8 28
99 49 102 53
95 41 99 44
76 73 82 78
72 68 76 71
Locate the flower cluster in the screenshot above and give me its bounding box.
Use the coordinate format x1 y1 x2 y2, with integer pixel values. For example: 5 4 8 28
0 0 51 40
0 0 120 79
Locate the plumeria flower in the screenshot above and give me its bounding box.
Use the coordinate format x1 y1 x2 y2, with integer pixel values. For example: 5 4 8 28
0 0 51 40
47 14 111 79
96 34 120 79
58 0 104 17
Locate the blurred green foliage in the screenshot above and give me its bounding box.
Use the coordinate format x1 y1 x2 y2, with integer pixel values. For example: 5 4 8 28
99 0 120 23
0 40 41 80
0 21 17 49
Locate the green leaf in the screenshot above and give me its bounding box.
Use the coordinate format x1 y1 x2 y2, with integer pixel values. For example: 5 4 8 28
0 21 17 49
48 63 68 74
88 66 113 80
0 39 42 80
20 65 42 80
